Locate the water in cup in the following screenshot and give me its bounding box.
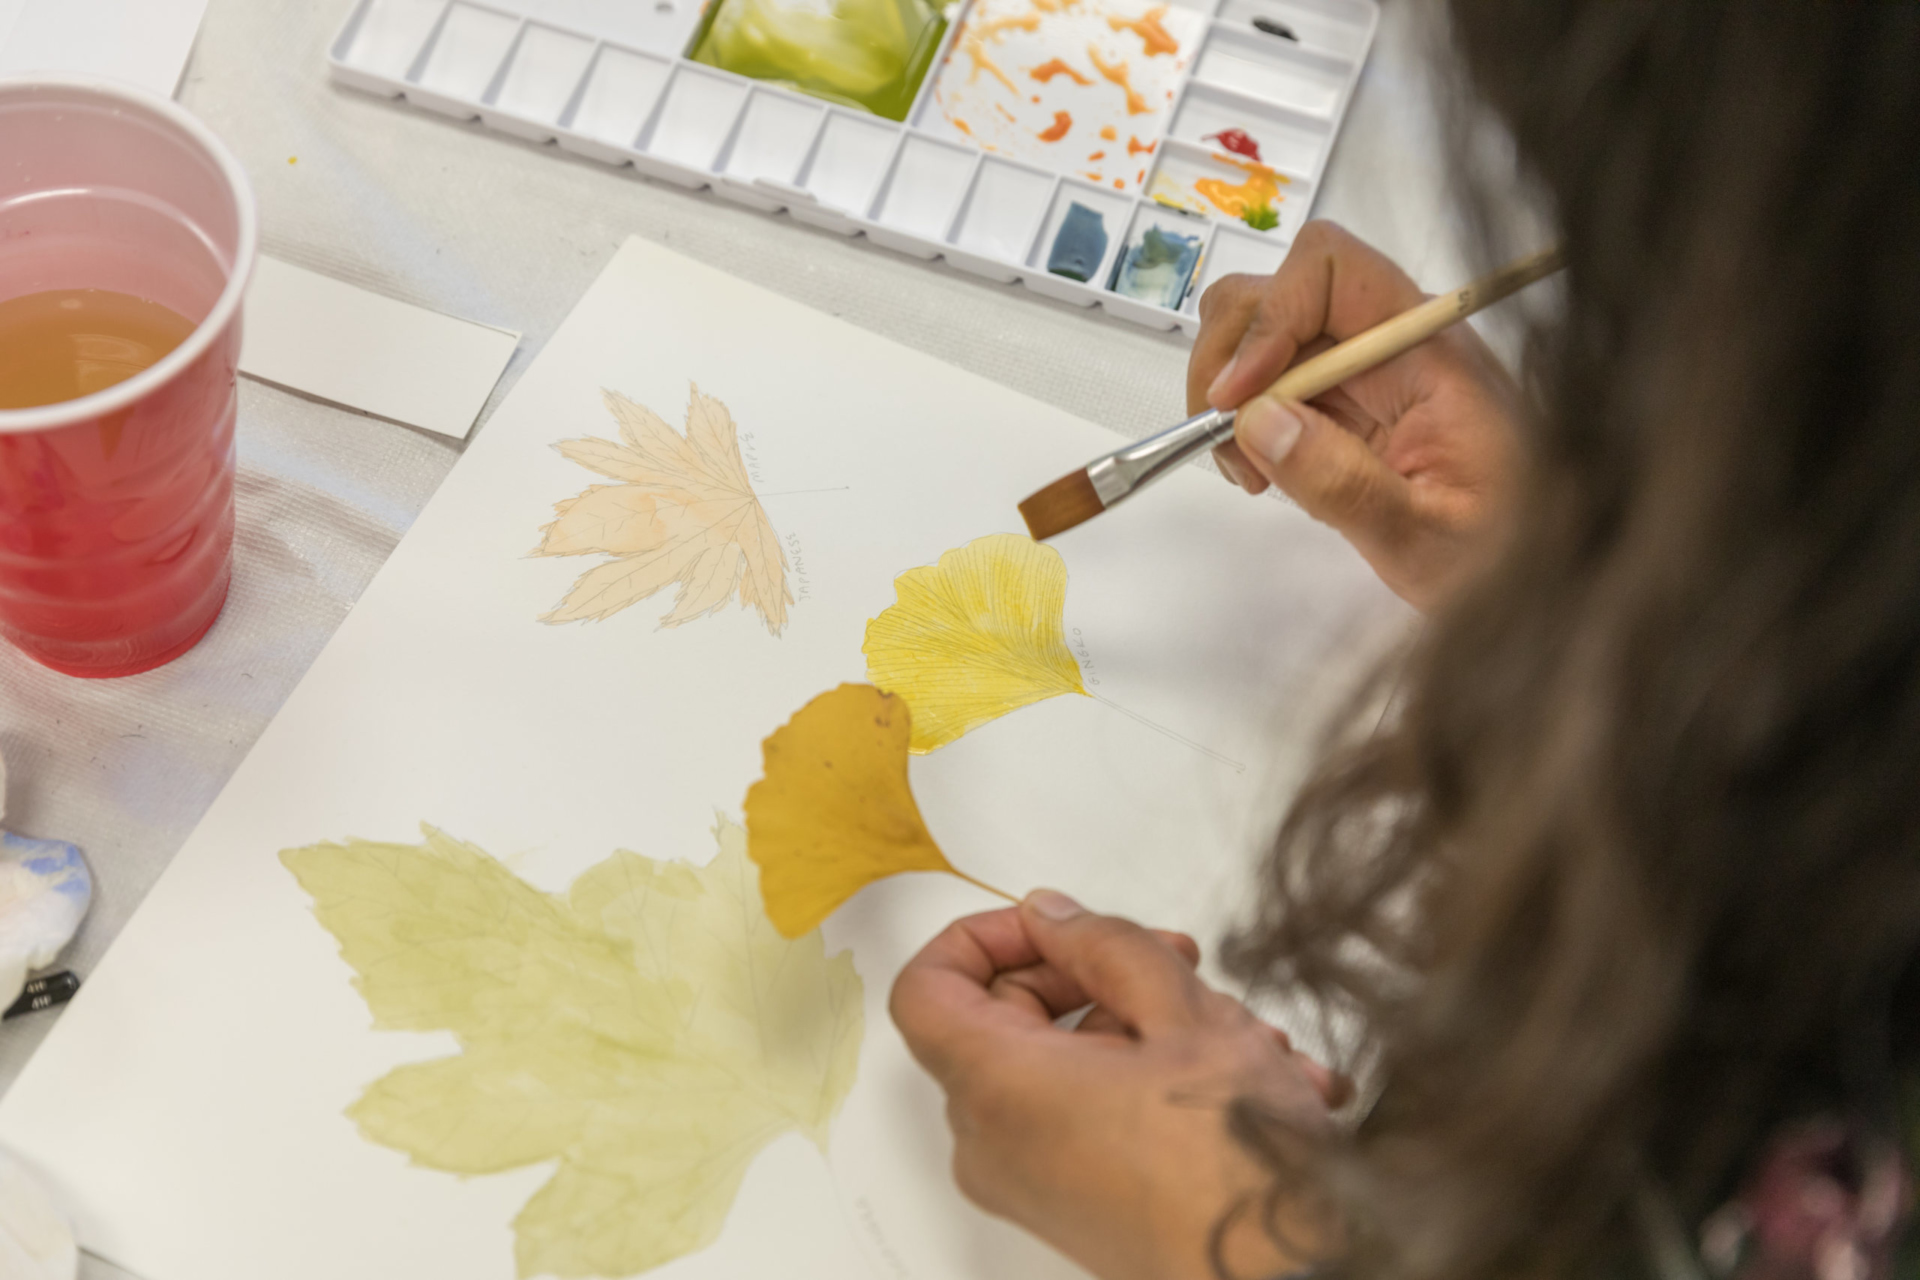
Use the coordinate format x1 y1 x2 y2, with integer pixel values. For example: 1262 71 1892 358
0 289 197 411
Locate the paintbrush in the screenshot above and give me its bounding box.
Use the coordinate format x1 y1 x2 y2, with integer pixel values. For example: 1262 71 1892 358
1018 247 1565 541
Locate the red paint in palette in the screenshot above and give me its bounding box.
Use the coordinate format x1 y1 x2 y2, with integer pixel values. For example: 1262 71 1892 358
1202 128 1262 160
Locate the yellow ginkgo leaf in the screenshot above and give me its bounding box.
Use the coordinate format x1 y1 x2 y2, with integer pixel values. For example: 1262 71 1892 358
744 683 1013 938
863 533 1089 752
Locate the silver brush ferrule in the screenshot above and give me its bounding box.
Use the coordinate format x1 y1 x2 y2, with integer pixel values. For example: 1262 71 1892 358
1085 407 1239 508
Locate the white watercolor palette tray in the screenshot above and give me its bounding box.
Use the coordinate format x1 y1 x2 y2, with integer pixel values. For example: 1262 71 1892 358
329 0 1377 333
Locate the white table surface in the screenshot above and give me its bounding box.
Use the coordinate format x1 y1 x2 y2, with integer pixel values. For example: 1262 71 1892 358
0 0 1460 1272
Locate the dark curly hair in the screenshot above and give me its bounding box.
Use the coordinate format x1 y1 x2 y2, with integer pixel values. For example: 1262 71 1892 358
1223 5 1920 1280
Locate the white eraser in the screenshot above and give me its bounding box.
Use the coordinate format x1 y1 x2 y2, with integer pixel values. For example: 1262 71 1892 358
240 256 521 441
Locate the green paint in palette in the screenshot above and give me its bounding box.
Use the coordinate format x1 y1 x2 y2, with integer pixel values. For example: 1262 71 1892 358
686 0 948 122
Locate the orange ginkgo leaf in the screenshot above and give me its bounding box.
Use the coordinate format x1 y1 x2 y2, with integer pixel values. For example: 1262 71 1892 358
534 385 792 635
744 684 1014 938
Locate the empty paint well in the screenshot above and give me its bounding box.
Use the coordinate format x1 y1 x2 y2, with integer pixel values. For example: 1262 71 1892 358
570 47 674 147
341 0 445 80
493 25 596 123
951 159 1055 262
1193 28 1350 118
647 67 751 170
1189 221 1288 305
875 136 976 239
723 92 826 185
416 4 521 100
801 112 898 214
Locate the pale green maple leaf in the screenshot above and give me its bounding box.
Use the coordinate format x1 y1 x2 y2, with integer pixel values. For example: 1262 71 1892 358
281 817 864 1279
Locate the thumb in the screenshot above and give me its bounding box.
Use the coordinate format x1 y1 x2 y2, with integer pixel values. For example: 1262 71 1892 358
1019 890 1205 1035
1234 395 1410 550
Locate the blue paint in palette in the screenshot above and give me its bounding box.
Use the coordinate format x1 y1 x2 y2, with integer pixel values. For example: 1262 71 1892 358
1110 225 1203 309
1046 203 1109 283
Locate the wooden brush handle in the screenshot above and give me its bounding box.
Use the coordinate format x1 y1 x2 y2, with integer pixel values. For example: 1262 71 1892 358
1260 247 1564 406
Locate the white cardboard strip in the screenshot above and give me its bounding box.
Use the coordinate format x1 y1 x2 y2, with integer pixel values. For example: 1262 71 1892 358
239 256 521 442
0 0 210 98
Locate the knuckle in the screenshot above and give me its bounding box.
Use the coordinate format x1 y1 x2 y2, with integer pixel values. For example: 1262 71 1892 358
1077 919 1174 996
1197 272 1256 322
1295 218 1349 253
1249 287 1291 336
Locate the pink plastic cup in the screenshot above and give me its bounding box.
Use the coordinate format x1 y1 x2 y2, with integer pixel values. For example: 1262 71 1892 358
0 76 258 678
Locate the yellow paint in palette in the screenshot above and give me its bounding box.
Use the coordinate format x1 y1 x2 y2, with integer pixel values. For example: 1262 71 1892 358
1151 150 1292 231
685 0 948 121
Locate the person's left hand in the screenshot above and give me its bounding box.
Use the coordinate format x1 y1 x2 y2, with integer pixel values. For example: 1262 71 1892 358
890 891 1347 1280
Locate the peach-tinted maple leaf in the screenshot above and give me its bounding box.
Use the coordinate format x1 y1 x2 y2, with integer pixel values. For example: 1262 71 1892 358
535 385 791 635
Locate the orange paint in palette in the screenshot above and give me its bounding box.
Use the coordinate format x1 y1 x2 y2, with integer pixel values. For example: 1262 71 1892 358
965 36 1026 92
1160 152 1292 230
927 0 1202 190
1128 135 1156 155
1107 4 1178 56
1086 45 1150 115
1029 57 1092 84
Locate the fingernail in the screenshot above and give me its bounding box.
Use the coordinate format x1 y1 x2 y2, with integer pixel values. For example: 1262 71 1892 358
1026 889 1084 921
1206 355 1239 406
1238 399 1304 468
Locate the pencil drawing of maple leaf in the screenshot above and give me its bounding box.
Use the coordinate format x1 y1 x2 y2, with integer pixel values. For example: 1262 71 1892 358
535 385 792 635
281 818 863 1279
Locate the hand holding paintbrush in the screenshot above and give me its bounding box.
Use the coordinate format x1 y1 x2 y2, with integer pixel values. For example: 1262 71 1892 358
1021 229 1562 607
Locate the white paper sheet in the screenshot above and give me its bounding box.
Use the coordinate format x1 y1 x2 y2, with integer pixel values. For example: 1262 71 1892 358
240 255 521 441
0 0 209 98
0 238 1407 1280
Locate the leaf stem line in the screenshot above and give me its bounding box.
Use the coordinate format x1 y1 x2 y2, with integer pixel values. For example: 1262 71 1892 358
1090 693 1248 774
948 867 1021 904
757 486 852 497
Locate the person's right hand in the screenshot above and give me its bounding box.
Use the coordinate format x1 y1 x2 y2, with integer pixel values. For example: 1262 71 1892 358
1191 221 1524 612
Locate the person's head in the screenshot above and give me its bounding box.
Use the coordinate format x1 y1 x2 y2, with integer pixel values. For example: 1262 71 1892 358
1227 5 1920 1279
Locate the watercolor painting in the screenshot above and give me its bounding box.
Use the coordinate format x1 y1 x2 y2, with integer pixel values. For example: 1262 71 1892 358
746 683 1012 938
281 818 863 1280
534 384 792 634
685 0 948 121
863 533 1088 752
866 533 1248 770
925 0 1205 190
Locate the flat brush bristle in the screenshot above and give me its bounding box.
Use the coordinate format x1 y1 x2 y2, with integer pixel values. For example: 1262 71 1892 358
1019 470 1105 541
